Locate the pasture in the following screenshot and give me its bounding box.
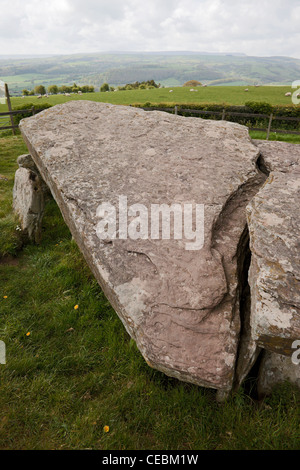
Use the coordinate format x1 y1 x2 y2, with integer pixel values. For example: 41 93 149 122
0 85 298 113
2 85 300 143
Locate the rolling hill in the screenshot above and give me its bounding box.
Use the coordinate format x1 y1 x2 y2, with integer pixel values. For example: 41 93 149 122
1 52 300 94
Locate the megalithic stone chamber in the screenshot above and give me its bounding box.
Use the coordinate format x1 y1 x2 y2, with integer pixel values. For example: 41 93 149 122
18 101 300 398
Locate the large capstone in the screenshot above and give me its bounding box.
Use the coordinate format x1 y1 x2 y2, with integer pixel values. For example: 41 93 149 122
18 102 299 397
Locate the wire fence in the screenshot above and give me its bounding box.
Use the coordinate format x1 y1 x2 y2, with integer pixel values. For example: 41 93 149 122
141 106 300 139
0 108 35 131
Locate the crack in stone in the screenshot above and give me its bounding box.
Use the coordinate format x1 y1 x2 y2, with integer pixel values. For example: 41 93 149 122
210 151 270 392
232 150 271 390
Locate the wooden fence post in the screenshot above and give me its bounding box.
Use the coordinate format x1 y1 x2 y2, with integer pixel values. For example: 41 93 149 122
221 109 226 120
174 106 178 115
5 83 16 135
266 113 273 140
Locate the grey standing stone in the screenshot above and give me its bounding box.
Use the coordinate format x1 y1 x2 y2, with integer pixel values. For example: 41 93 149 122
13 156 45 243
247 141 300 358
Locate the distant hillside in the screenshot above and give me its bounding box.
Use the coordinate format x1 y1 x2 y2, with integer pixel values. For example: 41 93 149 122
1 52 300 94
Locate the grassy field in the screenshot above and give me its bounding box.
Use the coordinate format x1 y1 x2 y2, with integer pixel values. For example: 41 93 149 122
0 85 298 113
0 89 299 450
2 85 299 143
1 86 300 143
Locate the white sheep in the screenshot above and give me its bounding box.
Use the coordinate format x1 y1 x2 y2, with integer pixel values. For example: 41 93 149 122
244 88 249 92
285 92 292 97
169 90 173 93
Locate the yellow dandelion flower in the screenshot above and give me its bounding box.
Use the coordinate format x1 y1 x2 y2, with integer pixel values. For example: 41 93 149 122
26 332 31 337
74 305 79 310
103 425 110 433
3 296 7 299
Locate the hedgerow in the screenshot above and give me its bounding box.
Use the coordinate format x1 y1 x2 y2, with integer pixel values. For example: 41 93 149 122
134 101 300 132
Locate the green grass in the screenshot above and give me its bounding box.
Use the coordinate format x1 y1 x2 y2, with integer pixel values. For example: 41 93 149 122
1 73 51 84
1 85 299 143
249 131 300 144
0 130 299 449
0 85 298 112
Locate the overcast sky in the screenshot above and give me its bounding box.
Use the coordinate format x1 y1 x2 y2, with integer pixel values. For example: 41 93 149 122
1 0 300 58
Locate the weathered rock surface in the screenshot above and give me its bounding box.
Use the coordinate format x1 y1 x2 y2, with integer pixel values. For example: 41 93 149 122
247 141 300 356
13 154 45 243
17 153 39 172
17 153 51 195
18 103 300 397
257 350 300 397
19 101 269 395
243 140 300 395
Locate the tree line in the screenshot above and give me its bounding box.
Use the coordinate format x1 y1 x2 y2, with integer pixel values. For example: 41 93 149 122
22 79 160 96
22 83 95 96
100 80 160 92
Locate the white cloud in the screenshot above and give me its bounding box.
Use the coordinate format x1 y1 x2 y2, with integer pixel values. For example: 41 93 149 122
0 0 300 57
